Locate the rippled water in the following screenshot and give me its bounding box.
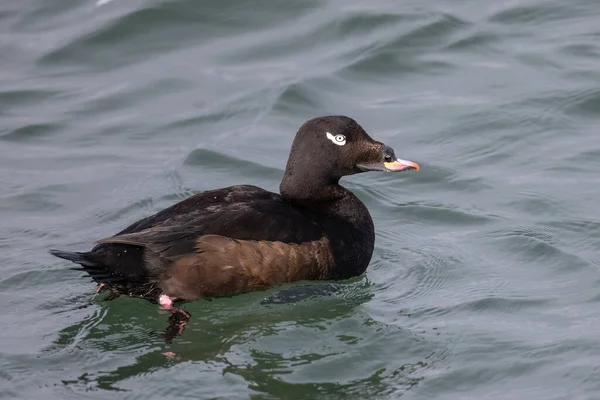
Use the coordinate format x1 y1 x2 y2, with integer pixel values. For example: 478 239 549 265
2 0 600 398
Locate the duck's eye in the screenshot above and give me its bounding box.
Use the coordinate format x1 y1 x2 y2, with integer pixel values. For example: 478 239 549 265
325 132 346 146
384 155 393 163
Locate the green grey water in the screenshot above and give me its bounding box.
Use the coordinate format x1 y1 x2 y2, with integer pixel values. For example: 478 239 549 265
2 0 600 398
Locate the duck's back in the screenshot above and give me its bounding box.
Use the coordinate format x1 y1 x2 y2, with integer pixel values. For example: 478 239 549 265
113 184 323 242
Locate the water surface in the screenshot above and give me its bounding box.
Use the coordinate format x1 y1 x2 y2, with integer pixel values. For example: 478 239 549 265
2 0 600 398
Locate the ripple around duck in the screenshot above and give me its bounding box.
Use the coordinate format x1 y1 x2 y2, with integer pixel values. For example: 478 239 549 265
382 200 497 227
43 284 390 394
33 309 163 394
47 299 166 355
219 313 445 398
484 226 592 273
373 228 546 329
260 283 353 306
84 312 445 398
375 242 464 305
446 296 550 317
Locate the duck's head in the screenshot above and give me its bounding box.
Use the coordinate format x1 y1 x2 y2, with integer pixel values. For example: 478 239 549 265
280 116 419 201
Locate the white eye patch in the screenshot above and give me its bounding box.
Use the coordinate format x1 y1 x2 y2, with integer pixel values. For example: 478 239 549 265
326 132 346 146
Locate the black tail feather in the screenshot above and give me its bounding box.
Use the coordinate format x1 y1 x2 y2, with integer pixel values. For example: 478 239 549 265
49 249 84 262
49 249 97 267
49 247 154 298
85 275 124 283
50 248 122 283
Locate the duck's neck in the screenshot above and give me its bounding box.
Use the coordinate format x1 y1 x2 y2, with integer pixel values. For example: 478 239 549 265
280 175 375 279
280 171 372 223
280 171 341 206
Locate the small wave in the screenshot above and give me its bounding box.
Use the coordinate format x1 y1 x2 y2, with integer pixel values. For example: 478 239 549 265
271 81 323 117
445 30 500 52
488 3 589 25
0 89 60 110
183 147 282 176
562 88 600 118
559 42 600 61
1 122 63 142
39 5 204 70
0 191 64 214
339 12 467 80
505 190 570 218
379 200 497 227
485 225 593 277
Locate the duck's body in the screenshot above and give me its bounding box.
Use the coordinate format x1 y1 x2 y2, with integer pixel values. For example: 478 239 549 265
52 183 374 301
50 115 419 340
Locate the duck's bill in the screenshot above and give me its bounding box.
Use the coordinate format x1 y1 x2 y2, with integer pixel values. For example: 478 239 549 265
384 158 420 172
357 158 420 172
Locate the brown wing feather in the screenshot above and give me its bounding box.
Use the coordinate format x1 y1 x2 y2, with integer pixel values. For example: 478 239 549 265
161 234 335 300
96 228 195 257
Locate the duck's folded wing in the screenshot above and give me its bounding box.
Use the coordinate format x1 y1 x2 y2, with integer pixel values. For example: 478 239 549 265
96 229 335 300
96 227 198 258
95 192 325 261
163 234 335 299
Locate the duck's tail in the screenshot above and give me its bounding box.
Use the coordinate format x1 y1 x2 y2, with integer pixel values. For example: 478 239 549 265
49 249 124 283
49 249 92 265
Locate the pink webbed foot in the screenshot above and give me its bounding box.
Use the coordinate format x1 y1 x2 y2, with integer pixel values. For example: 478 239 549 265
159 294 173 310
157 294 191 343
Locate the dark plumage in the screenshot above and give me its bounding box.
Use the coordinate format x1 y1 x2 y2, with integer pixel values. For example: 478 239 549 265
50 115 419 340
